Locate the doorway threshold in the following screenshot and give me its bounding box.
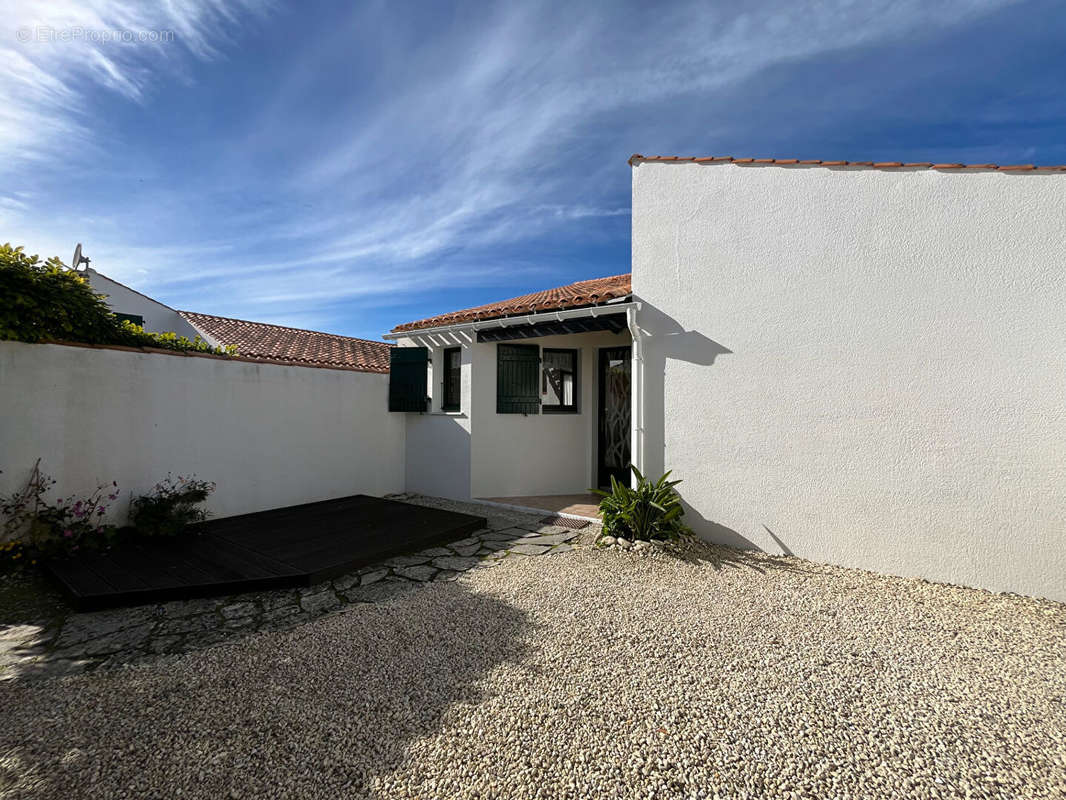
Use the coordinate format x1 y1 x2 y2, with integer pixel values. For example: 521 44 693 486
474 494 602 522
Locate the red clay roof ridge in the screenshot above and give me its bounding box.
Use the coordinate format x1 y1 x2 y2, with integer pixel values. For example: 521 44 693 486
628 154 1066 171
391 273 632 333
177 310 392 373
178 310 389 346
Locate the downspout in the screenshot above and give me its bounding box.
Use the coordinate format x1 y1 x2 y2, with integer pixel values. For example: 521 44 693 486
626 302 644 485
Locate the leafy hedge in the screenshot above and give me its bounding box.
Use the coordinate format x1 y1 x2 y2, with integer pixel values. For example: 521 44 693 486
0 243 235 355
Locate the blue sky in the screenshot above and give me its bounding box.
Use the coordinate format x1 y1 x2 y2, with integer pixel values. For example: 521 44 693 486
4 0 1065 340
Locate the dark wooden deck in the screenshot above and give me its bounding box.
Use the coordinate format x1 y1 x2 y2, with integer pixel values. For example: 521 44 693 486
45 495 486 611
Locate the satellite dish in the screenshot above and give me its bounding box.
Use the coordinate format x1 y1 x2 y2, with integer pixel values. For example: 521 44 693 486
71 243 91 271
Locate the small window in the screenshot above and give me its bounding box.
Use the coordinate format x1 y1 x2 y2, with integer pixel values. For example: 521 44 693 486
115 312 145 327
542 348 578 414
442 347 461 412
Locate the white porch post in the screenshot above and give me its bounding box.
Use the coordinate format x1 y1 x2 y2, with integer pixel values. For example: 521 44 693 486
626 303 644 487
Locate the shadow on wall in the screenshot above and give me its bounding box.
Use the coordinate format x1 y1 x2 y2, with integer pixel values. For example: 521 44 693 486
667 507 813 576
0 582 528 797
405 412 472 500
638 301 731 482
638 303 789 555
674 500 804 569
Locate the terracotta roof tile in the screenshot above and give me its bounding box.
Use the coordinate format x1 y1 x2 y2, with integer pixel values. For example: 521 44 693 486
391 274 632 333
178 311 391 373
628 154 1066 171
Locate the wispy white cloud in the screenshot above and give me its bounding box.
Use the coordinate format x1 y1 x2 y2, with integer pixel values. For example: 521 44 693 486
253 0 1017 307
1 0 271 168
3 0 1023 336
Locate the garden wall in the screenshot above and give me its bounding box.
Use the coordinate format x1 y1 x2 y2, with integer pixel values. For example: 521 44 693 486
632 160 1066 601
0 341 405 522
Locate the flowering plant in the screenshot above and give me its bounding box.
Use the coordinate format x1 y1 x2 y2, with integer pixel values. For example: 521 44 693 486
0 460 119 563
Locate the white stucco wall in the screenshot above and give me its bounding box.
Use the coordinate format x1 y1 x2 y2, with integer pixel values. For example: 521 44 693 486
632 161 1066 601
394 329 630 499
86 269 205 341
469 331 628 498
404 412 473 499
0 341 405 522
392 335 474 499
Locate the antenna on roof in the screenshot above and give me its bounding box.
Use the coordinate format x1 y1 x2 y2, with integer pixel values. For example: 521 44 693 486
71 243 91 271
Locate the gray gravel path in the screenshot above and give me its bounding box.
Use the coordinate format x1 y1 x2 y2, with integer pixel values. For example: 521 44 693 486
1 539 1063 799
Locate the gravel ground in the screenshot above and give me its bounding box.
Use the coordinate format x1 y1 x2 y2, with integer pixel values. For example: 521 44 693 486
1 540 1064 799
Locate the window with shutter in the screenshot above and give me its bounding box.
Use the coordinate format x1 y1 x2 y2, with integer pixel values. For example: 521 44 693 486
497 344 540 414
389 346 429 412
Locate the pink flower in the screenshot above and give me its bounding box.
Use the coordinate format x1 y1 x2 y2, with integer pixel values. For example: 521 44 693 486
63 529 73 537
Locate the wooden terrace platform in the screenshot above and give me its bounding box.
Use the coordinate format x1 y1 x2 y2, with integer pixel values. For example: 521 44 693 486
45 495 486 611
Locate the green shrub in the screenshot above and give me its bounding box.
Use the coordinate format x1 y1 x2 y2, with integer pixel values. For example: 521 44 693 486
0 243 235 355
591 467 689 541
129 475 215 537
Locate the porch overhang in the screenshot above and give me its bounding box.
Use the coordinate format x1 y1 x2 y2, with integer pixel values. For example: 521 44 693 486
383 300 640 344
476 312 626 342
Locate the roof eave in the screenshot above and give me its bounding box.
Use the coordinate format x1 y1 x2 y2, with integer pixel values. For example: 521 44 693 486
629 154 1066 171
384 297 637 341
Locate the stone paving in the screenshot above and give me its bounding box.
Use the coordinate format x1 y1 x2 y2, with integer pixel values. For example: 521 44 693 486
0 494 596 682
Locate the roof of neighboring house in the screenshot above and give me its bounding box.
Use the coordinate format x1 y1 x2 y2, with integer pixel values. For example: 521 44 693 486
178 311 392 373
628 154 1066 171
391 273 632 333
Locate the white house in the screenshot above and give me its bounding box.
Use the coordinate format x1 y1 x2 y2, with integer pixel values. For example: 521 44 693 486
85 268 207 342
385 155 1065 601
6 157 1062 601
385 275 634 507
86 268 393 373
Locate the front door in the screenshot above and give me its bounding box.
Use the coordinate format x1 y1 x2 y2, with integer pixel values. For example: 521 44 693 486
598 346 632 488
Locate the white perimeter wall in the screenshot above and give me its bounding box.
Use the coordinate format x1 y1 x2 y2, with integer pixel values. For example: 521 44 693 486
0 341 405 522
632 161 1066 601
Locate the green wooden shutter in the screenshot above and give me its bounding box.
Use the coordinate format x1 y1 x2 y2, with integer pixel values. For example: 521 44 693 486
389 347 429 412
497 344 541 414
